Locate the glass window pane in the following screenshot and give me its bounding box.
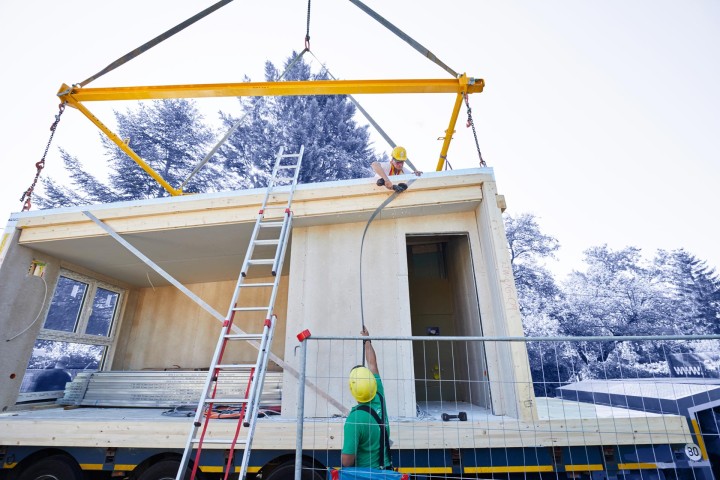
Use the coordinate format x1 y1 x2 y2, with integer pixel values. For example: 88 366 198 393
20 339 105 393
86 287 119 336
43 276 88 332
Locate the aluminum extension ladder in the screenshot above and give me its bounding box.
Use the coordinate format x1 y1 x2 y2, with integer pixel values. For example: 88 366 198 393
177 145 305 480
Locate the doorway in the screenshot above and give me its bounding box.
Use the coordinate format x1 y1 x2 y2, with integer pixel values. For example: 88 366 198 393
406 234 490 409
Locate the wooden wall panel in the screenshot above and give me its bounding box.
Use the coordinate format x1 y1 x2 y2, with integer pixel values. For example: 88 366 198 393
475 182 537 422
114 276 288 370
282 212 482 418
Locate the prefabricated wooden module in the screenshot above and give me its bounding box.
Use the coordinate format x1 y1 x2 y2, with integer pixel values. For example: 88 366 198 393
0 168 698 477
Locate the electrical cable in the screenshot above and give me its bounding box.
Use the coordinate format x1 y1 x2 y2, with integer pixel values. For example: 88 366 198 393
359 177 418 364
5 276 48 342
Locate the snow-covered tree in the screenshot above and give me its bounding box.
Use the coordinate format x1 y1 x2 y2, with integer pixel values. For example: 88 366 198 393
653 249 720 335
218 52 381 186
36 99 225 208
504 213 572 394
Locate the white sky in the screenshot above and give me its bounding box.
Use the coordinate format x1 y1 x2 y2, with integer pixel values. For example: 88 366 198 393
1 0 718 276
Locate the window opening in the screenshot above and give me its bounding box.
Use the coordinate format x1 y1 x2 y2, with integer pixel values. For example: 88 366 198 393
18 270 124 402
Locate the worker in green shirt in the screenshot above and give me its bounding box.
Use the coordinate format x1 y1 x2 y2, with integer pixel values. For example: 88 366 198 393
341 327 392 470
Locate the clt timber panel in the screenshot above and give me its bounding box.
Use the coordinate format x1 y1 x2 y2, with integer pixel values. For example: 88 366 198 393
115 277 288 370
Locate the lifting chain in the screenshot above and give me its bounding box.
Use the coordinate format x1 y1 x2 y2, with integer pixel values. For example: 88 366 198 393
305 0 312 50
464 93 486 168
20 102 66 211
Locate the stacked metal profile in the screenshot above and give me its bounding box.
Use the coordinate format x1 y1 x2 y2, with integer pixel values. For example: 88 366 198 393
57 371 283 408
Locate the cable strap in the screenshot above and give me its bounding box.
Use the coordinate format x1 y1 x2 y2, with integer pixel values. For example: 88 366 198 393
78 0 234 88
347 0 458 78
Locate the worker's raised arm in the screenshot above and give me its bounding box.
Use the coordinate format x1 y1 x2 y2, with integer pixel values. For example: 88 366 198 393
361 326 379 375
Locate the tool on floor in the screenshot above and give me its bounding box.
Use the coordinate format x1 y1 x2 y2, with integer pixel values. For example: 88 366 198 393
441 411 468 422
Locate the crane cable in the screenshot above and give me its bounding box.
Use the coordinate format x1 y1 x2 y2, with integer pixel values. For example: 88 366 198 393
181 0 315 189
20 0 234 210
305 0 312 50
77 0 234 88
307 50 421 175
347 0 458 79
348 0 487 169
179 48 311 189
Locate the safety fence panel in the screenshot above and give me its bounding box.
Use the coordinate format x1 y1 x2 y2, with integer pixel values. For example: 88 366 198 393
293 335 719 480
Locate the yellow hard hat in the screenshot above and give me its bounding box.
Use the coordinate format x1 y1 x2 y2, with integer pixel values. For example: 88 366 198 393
391 146 407 162
348 366 377 403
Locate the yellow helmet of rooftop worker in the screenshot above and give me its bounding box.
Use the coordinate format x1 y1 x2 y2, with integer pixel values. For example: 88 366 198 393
348 366 377 403
391 146 407 162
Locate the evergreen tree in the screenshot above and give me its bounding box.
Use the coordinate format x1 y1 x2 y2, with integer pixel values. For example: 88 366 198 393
36 99 223 208
104 99 223 199
653 249 720 335
35 149 115 208
218 52 381 186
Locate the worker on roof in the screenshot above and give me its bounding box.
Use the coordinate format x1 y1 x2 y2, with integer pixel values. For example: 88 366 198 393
341 327 393 470
371 146 422 191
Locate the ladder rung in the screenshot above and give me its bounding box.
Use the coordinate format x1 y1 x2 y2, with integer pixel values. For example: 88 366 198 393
215 363 257 370
232 307 267 311
248 259 274 265
280 153 301 158
278 165 298 170
239 282 275 288
259 221 283 227
204 398 249 404
194 438 248 445
254 239 279 245
225 334 264 340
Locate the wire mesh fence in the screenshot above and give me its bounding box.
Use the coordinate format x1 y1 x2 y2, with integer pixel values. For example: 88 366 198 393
291 334 720 480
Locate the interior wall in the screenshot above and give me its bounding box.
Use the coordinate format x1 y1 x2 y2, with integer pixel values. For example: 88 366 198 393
447 236 491 408
408 246 459 403
113 276 289 370
407 236 490 408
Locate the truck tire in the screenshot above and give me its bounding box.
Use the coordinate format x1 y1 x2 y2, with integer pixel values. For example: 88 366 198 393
264 460 324 480
136 459 195 480
12 454 82 480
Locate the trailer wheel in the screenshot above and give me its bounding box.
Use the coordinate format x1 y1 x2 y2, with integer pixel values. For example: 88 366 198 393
135 459 196 480
11 454 82 480
264 459 325 480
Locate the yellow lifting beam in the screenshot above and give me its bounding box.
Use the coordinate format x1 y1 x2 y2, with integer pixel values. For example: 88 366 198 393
57 74 483 195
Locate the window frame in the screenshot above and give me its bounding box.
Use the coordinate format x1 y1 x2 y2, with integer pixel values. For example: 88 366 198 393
17 269 127 403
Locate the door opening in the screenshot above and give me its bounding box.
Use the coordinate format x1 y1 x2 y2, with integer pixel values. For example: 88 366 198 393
406 234 490 409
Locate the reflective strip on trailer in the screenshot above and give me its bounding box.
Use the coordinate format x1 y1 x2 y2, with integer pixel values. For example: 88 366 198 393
397 467 453 474
618 463 658 470
564 464 604 472
690 418 711 461
114 465 137 471
464 465 554 473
